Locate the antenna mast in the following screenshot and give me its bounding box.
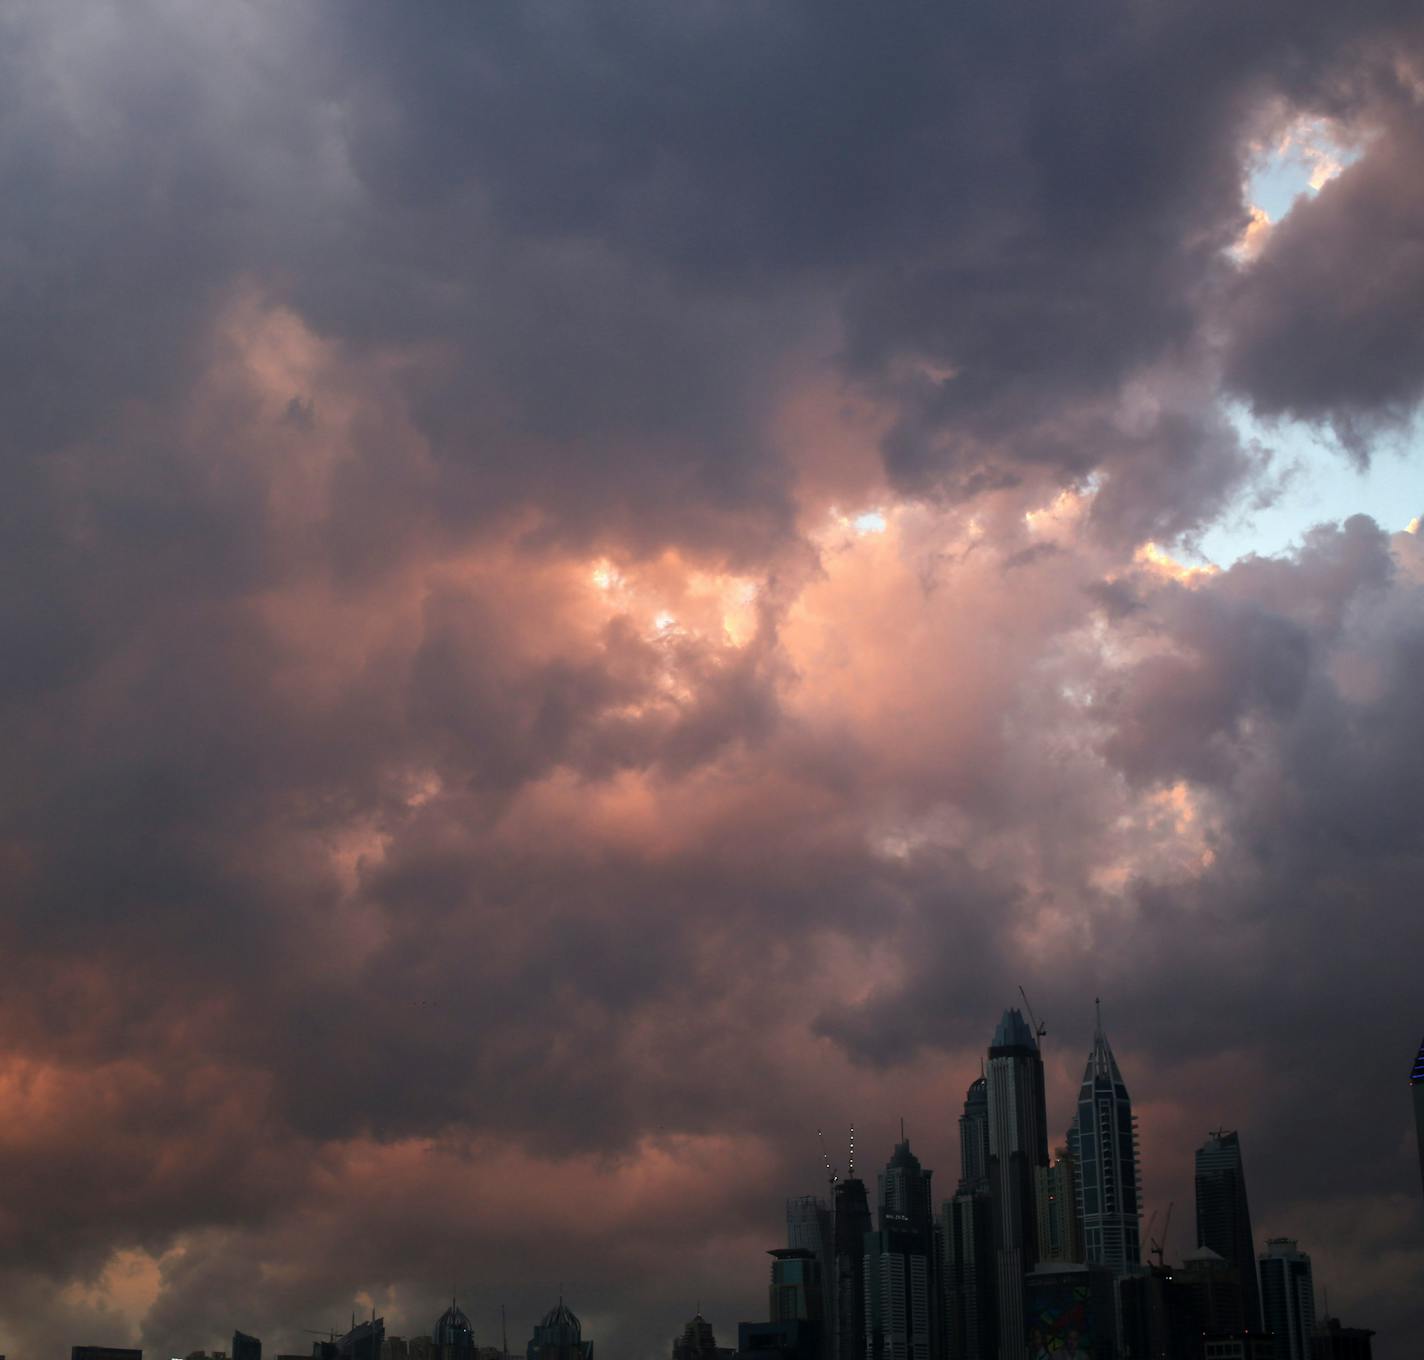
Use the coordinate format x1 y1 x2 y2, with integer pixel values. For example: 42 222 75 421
848 1124 855 1178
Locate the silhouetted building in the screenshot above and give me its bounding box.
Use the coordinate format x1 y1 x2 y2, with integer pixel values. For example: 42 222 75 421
986 1008 1048 1360
738 1321 819 1360
1196 1131 1261 1332
771 1248 826 1325
959 1079 990 1193
875 1139 938 1360
234 1335 261 1360
1037 1140 1083 1265
1075 1008 1141 1269
674 1313 733 1360
1168 1245 1247 1349
1412 1036 1424 1200
435 1301 477 1360
865 1213 933 1360
834 1176 873 1360
528 1301 592 1360
1259 1239 1315 1360
333 1321 385 1360
942 1188 996 1360
1310 1318 1374 1360
73 1350 142 1360
788 1194 836 1359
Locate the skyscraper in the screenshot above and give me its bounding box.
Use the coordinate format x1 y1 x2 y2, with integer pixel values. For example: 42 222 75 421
959 1078 990 1192
788 1195 836 1360
942 1189 995 1360
945 1082 997 1360
834 1175 873 1360
864 1215 933 1360
985 1008 1048 1360
1259 1238 1316 1360
527 1302 592 1360
875 1139 938 1360
771 1247 827 1325
1074 1008 1141 1269
1412 1035 1424 1200
1036 1141 1083 1265
1195 1130 1261 1332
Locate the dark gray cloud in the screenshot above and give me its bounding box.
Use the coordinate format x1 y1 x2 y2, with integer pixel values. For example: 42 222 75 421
1 1 1423 1358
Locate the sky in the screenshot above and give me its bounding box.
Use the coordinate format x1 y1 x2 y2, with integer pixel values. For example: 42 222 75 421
1 2 1423 1356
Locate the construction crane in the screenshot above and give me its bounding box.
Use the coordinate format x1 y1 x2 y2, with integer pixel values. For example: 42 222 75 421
817 1128 839 1184
1149 1200 1174 1268
1018 986 1047 1043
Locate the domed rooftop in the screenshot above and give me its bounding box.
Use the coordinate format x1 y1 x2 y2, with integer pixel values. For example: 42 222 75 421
540 1300 582 1338
435 1299 475 1345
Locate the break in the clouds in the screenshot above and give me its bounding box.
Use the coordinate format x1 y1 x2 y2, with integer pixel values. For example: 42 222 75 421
1 2 1423 1357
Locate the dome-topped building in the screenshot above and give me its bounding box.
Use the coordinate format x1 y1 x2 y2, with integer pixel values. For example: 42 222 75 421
435 1298 477 1360
527 1298 593 1360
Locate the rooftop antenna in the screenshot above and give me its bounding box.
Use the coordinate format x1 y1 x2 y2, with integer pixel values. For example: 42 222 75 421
503 1302 509 1358
1018 986 1047 1044
899 1116 905 1143
848 1125 856 1178
817 1128 839 1184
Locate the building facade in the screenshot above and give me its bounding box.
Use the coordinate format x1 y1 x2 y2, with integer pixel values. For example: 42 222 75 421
1074 1013 1141 1269
1196 1130 1262 1332
1259 1238 1315 1360
985 1008 1048 1360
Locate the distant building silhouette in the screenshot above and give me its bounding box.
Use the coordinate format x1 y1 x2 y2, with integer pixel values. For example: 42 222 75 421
1311 1316 1375 1360
864 1213 933 1360
72 1350 141 1360
435 1301 477 1360
1073 1009 1141 1269
672 1312 732 1360
1170 1245 1247 1338
985 1008 1048 1360
770 1247 826 1326
527 1300 592 1360
944 1081 997 1360
787 1194 835 1360
958 1078 990 1193
1259 1238 1316 1360
1412 1035 1424 1200
233 1335 261 1360
832 1175 872 1360
1037 1138 1083 1265
941 1187 995 1360
1196 1129 1262 1331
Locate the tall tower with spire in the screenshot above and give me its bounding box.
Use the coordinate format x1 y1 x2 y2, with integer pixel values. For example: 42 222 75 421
1073 1002 1141 1269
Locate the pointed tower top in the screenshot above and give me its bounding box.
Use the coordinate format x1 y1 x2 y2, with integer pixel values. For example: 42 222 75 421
1083 1008 1126 1087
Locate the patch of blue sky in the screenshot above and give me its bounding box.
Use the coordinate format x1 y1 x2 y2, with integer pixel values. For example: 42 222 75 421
1195 407 1422 566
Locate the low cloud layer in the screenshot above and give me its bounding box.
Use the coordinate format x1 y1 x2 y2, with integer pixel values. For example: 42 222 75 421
1 3 1423 1357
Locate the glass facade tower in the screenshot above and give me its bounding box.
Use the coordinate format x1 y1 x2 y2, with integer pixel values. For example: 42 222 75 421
1195 1129 1262 1332
1074 1012 1140 1269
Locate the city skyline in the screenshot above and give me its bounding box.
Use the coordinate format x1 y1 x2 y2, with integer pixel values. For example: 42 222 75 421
1 2 1423 1357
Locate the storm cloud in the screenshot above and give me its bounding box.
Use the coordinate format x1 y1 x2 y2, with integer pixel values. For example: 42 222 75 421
0 2 1422 1357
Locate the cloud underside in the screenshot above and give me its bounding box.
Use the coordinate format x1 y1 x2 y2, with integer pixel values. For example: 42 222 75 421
0 1 1423 1355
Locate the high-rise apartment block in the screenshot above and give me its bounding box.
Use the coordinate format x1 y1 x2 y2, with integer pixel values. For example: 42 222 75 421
1074 1011 1141 1269
1196 1130 1262 1332
1259 1237 1316 1360
985 1008 1048 1360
